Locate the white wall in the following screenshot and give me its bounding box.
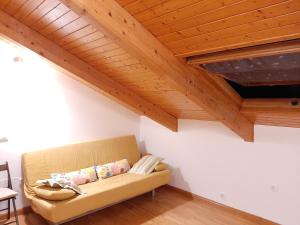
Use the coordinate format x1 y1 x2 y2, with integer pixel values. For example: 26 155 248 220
0 39 140 208
140 117 300 225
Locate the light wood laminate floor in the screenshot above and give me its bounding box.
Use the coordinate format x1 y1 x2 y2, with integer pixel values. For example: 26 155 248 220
0 186 276 225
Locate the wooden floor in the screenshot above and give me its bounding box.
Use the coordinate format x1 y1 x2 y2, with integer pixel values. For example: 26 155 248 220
1 186 276 225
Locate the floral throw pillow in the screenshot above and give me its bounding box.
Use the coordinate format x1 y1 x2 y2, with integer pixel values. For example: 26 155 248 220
51 166 97 186
96 159 130 179
51 171 85 186
64 171 87 186
80 166 98 183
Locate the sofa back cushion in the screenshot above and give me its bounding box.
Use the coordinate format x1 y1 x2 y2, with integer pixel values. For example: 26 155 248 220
23 135 139 195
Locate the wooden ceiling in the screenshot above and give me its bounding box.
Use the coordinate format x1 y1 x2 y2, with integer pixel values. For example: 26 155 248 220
0 0 299 141
117 0 300 57
0 0 212 124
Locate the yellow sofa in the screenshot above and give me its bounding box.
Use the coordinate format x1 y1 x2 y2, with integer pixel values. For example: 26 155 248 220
22 135 170 224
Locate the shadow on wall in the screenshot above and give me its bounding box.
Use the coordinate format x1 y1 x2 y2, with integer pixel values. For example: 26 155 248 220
168 166 191 193
138 141 147 155
139 141 191 193
20 158 29 208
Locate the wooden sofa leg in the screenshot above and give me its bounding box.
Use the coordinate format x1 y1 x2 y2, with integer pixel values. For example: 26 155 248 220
152 189 155 198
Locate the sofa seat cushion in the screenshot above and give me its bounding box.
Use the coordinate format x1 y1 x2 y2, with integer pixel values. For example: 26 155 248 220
31 170 170 223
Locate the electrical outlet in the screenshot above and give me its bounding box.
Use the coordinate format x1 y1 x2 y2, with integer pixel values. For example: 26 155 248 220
270 185 279 192
220 193 226 199
0 137 8 143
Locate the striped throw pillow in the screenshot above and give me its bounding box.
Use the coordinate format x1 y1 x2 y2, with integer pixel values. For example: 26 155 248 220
129 155 162 175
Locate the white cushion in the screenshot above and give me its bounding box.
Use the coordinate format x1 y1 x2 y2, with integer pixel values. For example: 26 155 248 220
129 155 162 175
0 188 17 200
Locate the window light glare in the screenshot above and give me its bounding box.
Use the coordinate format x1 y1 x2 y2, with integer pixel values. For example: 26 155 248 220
0 37 72 151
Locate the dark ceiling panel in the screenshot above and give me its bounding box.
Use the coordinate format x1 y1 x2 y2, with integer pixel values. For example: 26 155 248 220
202 52 300 86
228 81 300 99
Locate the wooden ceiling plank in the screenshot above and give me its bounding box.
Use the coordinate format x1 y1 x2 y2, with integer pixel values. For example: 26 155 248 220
168 11 300 53
175 22 300 57
48 17 89 41
30 3 70 31
159 0 299 43
147 0 286 37
115 0 137 7
88 50 130 61
69 37 113 55
145 0 242 33
61 0 254 141
56 24 97 46
88 53 133 66
94 57 140 68
95 63 148 75
82 46 124 58
85 52 131 65
0 9 178 131
85 53 140 68
22 0 61 26
75 43 120 58
87 48 127 60
187 39 300 65
40 10 79 36
64 31 104 49
14 0 45 20
134 0 200 23
123 0 169 15
3 0 27 15
0 0 11 10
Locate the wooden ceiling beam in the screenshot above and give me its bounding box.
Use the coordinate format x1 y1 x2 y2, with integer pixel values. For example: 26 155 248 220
187 39 300 65
176 98 300 128
61 0 254 142
0 10 178 132
242 99 300 116
241 99 300 128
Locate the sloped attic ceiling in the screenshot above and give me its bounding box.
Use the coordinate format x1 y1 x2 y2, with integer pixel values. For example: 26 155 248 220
0 0 300 140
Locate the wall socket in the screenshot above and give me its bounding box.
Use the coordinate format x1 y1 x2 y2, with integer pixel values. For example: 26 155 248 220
270 185 279 192
0 137 8 143
220 193 226 199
